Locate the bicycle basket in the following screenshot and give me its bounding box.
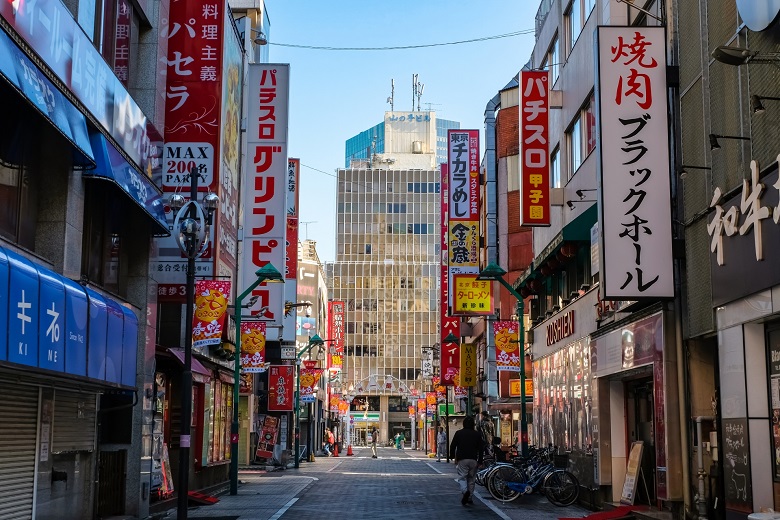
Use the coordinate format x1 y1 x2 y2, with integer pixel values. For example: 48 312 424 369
553 453 569 469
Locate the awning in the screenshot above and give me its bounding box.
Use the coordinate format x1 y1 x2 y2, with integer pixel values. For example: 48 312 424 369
0 27 94 168
168 348 212 383
515 204 597 288
85 133 170 236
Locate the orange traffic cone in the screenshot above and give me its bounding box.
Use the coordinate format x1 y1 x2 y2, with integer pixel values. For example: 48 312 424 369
332 443 339 457
347 444 353 456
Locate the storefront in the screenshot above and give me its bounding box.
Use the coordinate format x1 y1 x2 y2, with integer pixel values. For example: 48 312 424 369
706 158 780 515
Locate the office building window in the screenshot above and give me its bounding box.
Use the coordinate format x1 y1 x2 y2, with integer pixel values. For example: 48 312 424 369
547 34 559 86
551 147 561 188
566 0 594 52
568 116 582 177
567 94 596 178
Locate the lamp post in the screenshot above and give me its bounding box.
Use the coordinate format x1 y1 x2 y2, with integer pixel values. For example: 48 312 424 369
477 261 529 457
344 384 355 453
230 263 284 495
294 334 325 469
168 169 219 520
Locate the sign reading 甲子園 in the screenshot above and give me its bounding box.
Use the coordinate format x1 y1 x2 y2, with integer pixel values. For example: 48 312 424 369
241 64 290 324
520 70 550 226
597 27 673 300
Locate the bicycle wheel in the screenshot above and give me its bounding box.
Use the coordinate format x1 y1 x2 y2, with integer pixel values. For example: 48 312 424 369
488 465 522 502
542 470 580 506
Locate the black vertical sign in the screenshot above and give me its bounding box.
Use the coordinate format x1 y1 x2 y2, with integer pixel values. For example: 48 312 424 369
769 329 780 481
722 417 752 512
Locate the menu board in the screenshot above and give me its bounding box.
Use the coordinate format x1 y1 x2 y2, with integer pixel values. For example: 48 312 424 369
770 330 780 481
722 418 751 512
620 441 644 504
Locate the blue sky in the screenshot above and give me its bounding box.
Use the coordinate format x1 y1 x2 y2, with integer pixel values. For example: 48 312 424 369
264 0 539 262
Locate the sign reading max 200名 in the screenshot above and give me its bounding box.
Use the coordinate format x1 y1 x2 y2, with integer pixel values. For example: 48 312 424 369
597 27 674 300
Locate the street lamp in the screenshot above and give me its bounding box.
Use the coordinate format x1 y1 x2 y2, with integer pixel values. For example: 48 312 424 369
169 169 219 520
476 261 530 458
295 334 325 469
230 263 284 495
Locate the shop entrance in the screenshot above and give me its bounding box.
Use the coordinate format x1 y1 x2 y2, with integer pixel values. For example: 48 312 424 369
625 376 655 503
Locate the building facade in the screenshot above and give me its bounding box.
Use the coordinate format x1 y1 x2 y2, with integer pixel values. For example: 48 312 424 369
345 112 459 168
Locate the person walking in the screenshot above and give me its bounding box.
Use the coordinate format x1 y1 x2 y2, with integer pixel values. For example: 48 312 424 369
327 428 335 456
450 415 484 506
436 427 448 462
370 427 378 458
323 428 332 456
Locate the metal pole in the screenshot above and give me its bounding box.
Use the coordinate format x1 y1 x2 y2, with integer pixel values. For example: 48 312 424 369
177 168 198 520
307 402 313 461
517 298 528 457
445 387 450 462
294 362 301 468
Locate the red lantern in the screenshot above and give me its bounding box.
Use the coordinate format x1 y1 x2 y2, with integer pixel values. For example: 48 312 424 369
540 265 552 276
560 243 578 258
528 279 543 293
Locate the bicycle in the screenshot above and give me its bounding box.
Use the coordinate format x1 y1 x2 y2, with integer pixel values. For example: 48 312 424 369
486 447 579 506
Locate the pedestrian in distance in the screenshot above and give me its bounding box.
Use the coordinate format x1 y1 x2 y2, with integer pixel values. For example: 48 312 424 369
370 426 378 458
450 415 484 506
323 428 332 456
327 428 335 456
436 426 447 462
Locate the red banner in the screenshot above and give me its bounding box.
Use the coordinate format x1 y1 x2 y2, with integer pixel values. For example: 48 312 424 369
417 398 427 417
268 365 294 411
330 393 341 413
299 368 323 403
112 0 132 86
327 301 345 371
286 159 300 279
520 70 550 226
426 392 436 416
494 321 521 371
440 330 460 386
408 406 416 419
192 280 231 348
240 322 266 373
338 399 350 416
255 415 279 459
434 376 446 403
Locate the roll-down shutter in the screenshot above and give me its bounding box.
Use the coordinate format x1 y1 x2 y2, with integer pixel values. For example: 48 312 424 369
52 390 97 453
0 383 39 520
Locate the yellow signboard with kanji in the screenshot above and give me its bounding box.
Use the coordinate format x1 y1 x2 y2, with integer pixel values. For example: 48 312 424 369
509 379 534 398
460 343 477 387
452 274 494 316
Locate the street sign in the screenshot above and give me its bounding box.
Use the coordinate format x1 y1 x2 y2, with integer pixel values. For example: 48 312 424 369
281 346 295 359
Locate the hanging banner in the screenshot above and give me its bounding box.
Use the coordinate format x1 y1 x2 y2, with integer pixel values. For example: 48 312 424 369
520 70 550 226
452 274 494 316
494 321 521 372
240 322 267 373
426 392 437 417
434 376 446 403
447 130 480 285
299 368 323 403
417 398 427 417
241 64 290 324
454 383 468 399
192 280 231 348
460 343 477 387
408 406 416 419
267 365 294 411
597 26 673 299
328 300 345 371
282 158 300 344
441 337 460 387
329 393 340 413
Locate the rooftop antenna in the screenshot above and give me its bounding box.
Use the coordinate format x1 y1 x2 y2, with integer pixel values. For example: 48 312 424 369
387 79 394 112
300 221 317 240
412 73 418 111
416 81 424 112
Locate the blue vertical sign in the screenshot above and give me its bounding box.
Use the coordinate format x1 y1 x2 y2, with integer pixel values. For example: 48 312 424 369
7 251 39 366
38 268 65 371
105 299 124 384
121 306 138 387
86 289 108 380
64 279 88 376
0 248 8 361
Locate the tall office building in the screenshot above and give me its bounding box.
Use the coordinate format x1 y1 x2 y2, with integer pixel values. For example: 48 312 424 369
329 112 441 445
345 111 459 168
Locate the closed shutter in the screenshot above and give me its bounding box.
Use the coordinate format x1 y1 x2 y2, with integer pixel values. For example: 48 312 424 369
0 383 39 520
52 390 97 453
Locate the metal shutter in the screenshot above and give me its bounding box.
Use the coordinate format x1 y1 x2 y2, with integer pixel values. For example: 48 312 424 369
52 390 97 453
0 383 39 520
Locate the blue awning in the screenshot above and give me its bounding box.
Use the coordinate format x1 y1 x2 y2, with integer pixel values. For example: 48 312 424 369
86 133 170 236
0 27 94 168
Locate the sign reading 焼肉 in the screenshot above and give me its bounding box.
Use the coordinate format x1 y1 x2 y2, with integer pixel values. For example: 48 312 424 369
597 26 673 300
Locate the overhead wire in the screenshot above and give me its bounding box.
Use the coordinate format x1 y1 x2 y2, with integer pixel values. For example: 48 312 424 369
269 29 534 51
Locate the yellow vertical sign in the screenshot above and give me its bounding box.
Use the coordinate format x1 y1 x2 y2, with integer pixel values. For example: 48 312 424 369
460 343 477 387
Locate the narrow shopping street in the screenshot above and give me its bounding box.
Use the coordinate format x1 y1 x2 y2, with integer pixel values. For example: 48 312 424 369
163 447 590 520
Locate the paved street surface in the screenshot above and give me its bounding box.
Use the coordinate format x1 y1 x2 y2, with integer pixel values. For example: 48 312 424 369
163 447 591 520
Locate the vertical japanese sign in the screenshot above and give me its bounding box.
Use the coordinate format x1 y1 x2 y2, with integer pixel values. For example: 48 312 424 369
241 64 290 324
494 321 521 371
520 70 550 226
597 27 673 299
328 300 345 372
460 343 477 387
447 130 480 287
192 280 231 348
112 0 132 86
268 365 294 411
240 322 267 373
440 163 460 386
283 158 300 343
417 398 427 418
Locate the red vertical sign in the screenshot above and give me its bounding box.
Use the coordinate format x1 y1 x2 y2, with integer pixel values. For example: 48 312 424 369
440 163 460 386
112 0 132 86
327 301 345 371
520 70 550 226
267 365 294 411
286 159 300 279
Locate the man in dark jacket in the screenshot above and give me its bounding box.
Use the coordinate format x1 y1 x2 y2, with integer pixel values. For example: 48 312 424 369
449 415 484 506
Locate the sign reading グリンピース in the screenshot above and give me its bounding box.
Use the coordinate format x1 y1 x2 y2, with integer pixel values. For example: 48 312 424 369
597 27 673 300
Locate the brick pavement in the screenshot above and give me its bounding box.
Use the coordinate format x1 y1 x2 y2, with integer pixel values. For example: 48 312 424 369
160 446 591 520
